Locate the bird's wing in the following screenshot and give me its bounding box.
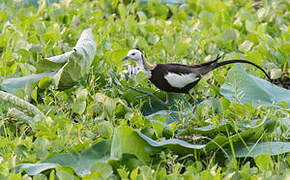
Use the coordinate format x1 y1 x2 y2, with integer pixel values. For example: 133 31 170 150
163 64 201 89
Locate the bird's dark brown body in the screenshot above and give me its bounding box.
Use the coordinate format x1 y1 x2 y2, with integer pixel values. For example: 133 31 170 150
149 63 213 93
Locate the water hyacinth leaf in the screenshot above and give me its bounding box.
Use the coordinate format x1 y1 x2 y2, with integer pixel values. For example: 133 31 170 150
220 64 290 108
88 162 113 179
178 123 228 136
16 140 111 177
0 72 55 94
53 29 96 88
136 131 206 155
0 29 96 94
36 51 74 73
16 163 57 176
37 28 96 88
111 126 154 163
229 142 290 158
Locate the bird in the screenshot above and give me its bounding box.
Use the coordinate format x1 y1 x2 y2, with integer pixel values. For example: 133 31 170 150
121 49 272 105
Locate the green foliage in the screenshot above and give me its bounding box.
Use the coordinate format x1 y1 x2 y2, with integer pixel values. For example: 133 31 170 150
0 0 289 179
221 64 290 108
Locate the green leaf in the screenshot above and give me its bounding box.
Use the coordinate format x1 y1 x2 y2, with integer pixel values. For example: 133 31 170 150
16 163 57 176
89 162 113 179
31 87 38 103
38 76 51 89
270 68 282 79
254 154 273 172
76 88 88 101
0 72 55 94
72 99 86 115
37 29 96 88
224 28 239 42
175 42 189 57
238 40 253 53
245 20 256 33
178 122 228 136
220 64 290 108
230 142 290 158
136 131 206 153
111 126 154 163
245 50 262 65
16 140 111 177
279 43 290 56
56 170 75 180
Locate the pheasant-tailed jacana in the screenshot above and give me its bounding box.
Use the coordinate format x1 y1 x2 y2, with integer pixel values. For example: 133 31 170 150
121 49 271 104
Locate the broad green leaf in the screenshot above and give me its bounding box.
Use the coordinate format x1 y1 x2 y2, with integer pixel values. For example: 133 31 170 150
16 163 57 176
89 162 113 179
0 29 96 94
111 126 154 163
56 170 75 180
229 142 290 158
245 50 262 65
52 29 96 88
16 140 111 177
37 28 96 88
0 72 55 94
36 51 73 73
220 64 290 108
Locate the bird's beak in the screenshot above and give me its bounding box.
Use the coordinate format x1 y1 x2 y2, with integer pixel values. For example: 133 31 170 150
120 56 129 62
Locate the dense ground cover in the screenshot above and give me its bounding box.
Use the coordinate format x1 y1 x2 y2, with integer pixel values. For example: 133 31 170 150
0 0 289 179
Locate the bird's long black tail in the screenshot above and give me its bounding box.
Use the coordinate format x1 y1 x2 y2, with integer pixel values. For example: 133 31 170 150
213 59 272 81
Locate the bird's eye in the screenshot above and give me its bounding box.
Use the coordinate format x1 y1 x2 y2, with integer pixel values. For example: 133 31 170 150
132 53 135 56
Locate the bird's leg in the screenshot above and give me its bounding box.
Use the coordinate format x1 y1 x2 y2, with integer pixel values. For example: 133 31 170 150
123 85 169 107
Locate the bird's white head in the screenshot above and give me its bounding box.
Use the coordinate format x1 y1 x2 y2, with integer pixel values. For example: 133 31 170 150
121 49 144 66
121 49 155 78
